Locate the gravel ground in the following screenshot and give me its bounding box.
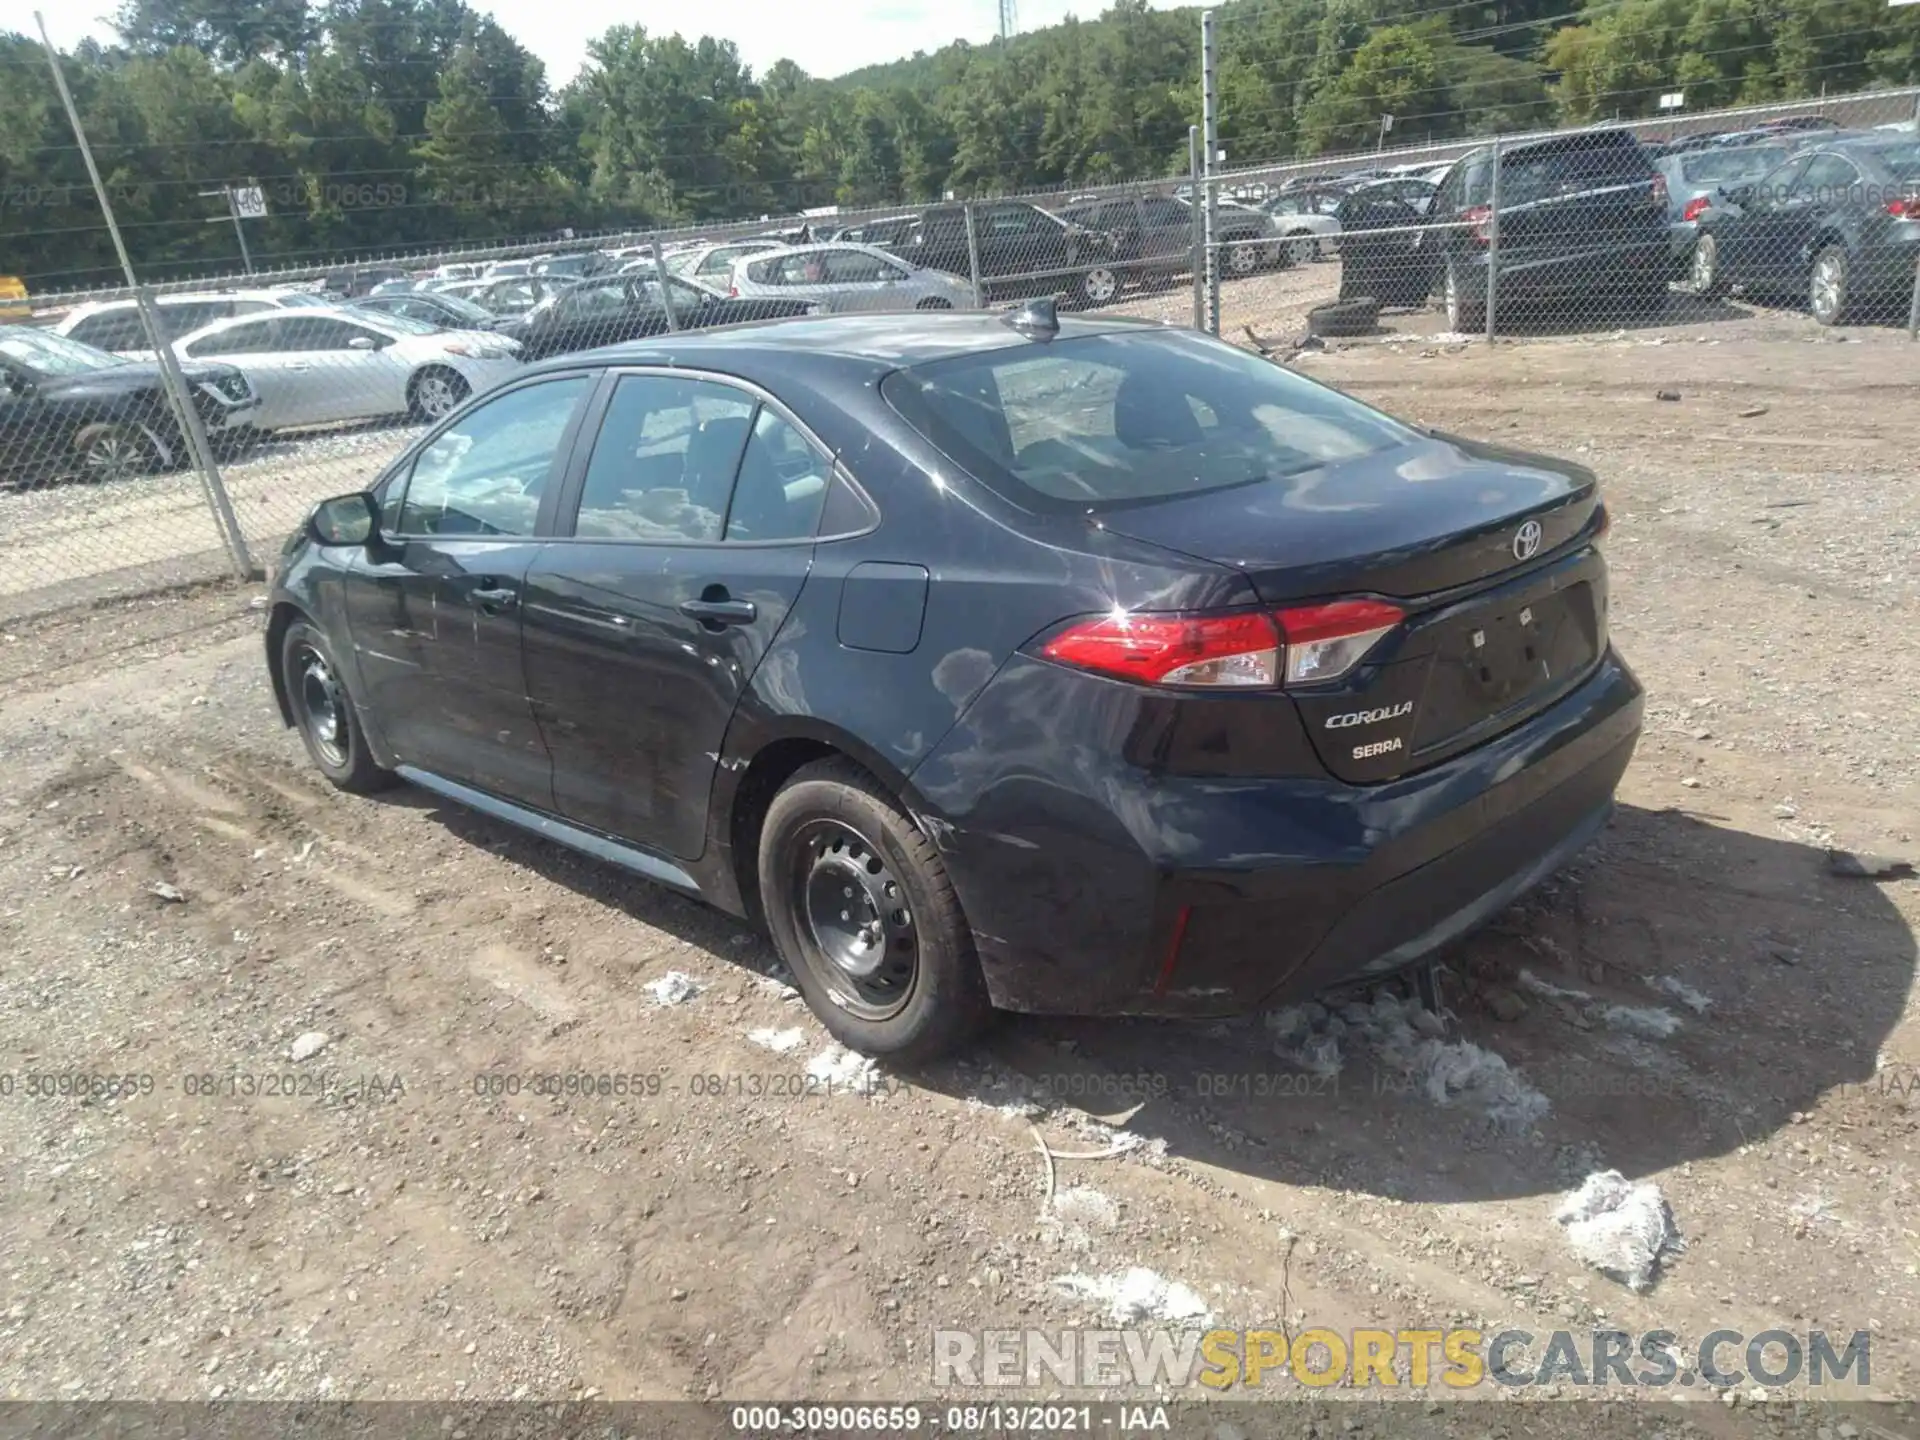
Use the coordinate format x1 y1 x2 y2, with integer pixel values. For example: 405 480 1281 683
0 291 1915 1433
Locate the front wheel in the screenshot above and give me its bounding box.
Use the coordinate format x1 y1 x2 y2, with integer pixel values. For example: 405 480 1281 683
281 619 395 794
409 367 470 422
1809 244 1850 326
1226 241 1262 276
1285 233 1318 266
72 422 160 484
1075 266 1120 308
757 758 993 1061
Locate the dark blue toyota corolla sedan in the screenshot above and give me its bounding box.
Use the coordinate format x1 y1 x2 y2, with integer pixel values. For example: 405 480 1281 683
266 304 1642 1059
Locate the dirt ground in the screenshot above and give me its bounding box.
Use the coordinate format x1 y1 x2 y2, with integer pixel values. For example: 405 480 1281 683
0 308 1915 1434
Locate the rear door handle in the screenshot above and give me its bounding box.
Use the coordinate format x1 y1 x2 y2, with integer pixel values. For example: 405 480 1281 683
471 584 519 613
679 597 757 626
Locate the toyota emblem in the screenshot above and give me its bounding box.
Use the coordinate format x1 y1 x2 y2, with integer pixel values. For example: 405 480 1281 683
1512 520 1543 561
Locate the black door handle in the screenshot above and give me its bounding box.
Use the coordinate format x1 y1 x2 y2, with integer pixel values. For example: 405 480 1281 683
471 584 518 613
679 597 757 627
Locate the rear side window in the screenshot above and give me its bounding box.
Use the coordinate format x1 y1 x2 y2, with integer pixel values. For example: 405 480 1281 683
69 310 150 351
882 331 1415 513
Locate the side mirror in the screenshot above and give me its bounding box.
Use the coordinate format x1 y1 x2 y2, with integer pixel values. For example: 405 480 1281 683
308 491 379 547
347 335 380 351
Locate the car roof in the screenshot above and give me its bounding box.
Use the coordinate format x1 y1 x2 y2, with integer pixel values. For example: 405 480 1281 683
736 241 896 265
520 309 1170 381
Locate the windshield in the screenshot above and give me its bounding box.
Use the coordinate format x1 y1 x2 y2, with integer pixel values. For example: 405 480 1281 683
1681 147 1788 183
883 330 1414 513
0 325 126 376
427 293 496 324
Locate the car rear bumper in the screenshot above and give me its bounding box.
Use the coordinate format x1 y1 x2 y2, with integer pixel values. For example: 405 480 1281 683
1464 240 1672 298
913 646 1643 1018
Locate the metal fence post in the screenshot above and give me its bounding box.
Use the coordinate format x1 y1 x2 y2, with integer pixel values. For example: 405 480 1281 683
649 235 681 331
963 202 986 311
1188 125 1205 331
35 9 253 579
1201 10 1221 336
1484 134 1503 343
1908 256 1920 342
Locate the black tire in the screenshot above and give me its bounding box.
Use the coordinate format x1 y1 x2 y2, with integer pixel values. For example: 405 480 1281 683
1687 233 1723 298
757 757 993 1061
280 619 395 794
1225 241 1263 277
71 422 160 484
408 366 470 422
1809 244 1850 327
1307 296 1380 337
1443 259 1486 334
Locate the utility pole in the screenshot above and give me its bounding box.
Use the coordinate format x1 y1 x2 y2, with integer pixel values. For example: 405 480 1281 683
1201 9 1220 336
200 182 261 274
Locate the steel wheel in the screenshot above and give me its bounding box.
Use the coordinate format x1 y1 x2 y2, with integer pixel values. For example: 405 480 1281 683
790 819 918 1021
294 643 348 769
1809 246 1848 326
1080 267 1119 305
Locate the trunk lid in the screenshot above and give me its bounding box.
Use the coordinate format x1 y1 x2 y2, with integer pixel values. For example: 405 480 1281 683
1095 434 1607 783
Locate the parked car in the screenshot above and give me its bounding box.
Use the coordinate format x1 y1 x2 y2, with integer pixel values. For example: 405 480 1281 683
469 276 574 317
729 243 979 314
531 252 614 281
266 305 1640 1060
430 262 486 282
0 275 29 322
351 290 522 334
1690 135 1920 324
499 272 816 361
0 323 259 485
172 308 521 431
1058 193 1283 284
54 289 330 356
894 200 1122 307
1654 141 1793 279
662 240 791 286
321 266 410 300
1261 189 1349 262
1341 127 1672 331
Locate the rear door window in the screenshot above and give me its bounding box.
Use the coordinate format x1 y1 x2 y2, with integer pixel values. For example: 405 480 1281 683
883 331 1414 513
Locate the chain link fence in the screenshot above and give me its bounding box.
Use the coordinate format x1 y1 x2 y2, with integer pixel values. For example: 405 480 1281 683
5 83 1918 626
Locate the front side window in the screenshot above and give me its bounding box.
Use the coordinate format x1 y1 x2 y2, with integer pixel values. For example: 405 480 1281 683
396 376 592 537
824 250 899 284
183 320 274 358
571 374 757 541
70 311 152 352
883 330 1415 513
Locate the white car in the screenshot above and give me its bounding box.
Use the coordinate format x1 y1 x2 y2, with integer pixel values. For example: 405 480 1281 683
1261 192 1345 262
53 288 331 357
729 243 976 313
662 239 789 285
171 307 522 431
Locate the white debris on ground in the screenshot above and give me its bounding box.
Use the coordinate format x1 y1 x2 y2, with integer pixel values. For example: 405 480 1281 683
1044 1186 1122 1252
288 1031 330 1062
1267 991 1549 1133
805 1045 877 1089
965 1094 1044 1121
644 971 701 1006
1646 974 1712 1014
1601 1004 1683 1039
1552 1170 1684 1292
1519 969 1593 1003
753 974 801 1001
746 1026 805 1053
1053 1267 1210 1324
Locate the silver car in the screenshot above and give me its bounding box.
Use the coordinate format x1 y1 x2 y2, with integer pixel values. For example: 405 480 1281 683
1657 142 1792 281
729 243 977 313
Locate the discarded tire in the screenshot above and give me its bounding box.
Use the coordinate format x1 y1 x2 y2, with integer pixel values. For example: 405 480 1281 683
1306 296 1380 337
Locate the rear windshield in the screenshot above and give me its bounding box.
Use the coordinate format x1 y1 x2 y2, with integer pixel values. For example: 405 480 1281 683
881 330 1415 513
1501 136 1653 205
1681 147 1788 183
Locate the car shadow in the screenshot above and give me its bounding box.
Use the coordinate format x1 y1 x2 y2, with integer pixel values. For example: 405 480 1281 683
383 788 1914 1205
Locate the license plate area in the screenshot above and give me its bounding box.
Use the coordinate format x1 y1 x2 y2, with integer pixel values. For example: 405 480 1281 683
1411 581 1598 754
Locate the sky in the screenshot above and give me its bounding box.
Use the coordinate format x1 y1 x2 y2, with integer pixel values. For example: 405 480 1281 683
6 0 1186 88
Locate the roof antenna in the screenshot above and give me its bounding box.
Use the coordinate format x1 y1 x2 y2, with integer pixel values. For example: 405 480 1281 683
1002 295 1059 340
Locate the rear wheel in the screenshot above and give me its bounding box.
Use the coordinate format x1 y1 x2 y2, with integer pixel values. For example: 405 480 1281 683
1687 233 1723 297
280 619 395 794
1076 266 1120 308
409 366 470 422
1226 241 1262 276
72 423 159 484
1809 244 1850 326
1285 232 1318 266
1443 260 1486 334
757 758 993 1061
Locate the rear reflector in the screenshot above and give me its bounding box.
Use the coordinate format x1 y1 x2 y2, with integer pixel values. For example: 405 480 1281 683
1038 598 1405 690
1274 599 1406 686
1039 611 1280 689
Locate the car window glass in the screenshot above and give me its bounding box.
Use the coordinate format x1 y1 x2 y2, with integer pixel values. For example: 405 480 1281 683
824 250 894 283
277 316 356 351
561 282 628 318
1748 156 1810 209
571 375 757 541
185 319 275 357
397 377 591 537
71 311 150 351
724 409 832 542
1795 154 1859 200
1140 197 1188 226
776 253 830 285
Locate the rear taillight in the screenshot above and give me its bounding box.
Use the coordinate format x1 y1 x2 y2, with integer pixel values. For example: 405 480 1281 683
1887 198 1918 218
1273 599 1406 686
1038 598 1405 691
730 284 739 296
1682 195 1711 223
1460 205 1493 245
